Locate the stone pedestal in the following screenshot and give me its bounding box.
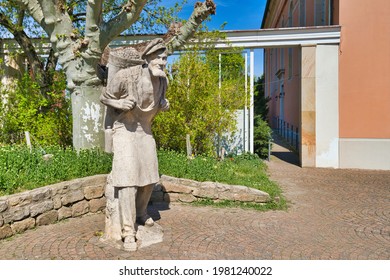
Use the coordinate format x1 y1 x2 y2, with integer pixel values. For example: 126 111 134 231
100 223 163 251
136 223 164 249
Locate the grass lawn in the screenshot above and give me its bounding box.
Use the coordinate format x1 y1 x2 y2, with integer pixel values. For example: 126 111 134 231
0 146 286 210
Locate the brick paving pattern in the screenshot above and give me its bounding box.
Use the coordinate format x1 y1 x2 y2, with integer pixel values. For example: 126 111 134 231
0 136 389 260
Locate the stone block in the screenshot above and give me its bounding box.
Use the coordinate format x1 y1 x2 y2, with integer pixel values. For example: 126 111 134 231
50 181 74 196
89 197 106 213
80 175 107 188
0 225 13 239
30 187 52 202
72 200 90 217
160 180 195 194
248 188 271 203
178 177 200 188
3 206 30 224
30 200 54 217
53 196 62 209
58 206 72 220
193 182 218 199
164 192 178 202
0 199 8 213
61 189 84 205
177 193 197 203
8 193 32 207
84 185 105 200
11 218 35 234
36 210 58 226
0 215 3 227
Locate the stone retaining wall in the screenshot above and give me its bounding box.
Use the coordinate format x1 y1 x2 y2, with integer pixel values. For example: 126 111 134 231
0 175 107 240
155 175 271 204
0 174 271 240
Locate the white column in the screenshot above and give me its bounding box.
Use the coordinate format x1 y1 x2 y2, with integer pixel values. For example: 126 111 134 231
315 44 339 168
249 49 255 153
244 52 248 152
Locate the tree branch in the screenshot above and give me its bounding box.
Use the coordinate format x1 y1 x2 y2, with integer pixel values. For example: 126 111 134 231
37 0 57 26
85 0 103 37
100 0 148 49
17 0 46 29
165 0 216 54
0 11 44 76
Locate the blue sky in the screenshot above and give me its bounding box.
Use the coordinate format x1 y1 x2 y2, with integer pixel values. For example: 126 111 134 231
178 0 267 31
168 0 267 77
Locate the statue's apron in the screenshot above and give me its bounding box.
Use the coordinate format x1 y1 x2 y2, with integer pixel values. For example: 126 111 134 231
111 104 160 187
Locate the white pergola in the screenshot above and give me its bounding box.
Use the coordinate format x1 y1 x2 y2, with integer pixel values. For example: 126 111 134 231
1 26 341 165
111 25 341 156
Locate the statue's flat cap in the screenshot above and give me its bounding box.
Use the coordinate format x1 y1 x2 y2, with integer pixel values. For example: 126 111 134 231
141 38 167 59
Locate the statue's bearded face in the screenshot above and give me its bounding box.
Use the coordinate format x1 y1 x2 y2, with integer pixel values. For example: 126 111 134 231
147 49 167 78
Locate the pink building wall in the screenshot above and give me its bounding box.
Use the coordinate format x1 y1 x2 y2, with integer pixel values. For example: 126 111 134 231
338 0 390 138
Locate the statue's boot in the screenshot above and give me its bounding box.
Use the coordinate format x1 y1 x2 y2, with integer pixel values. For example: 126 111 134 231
123 235 137 251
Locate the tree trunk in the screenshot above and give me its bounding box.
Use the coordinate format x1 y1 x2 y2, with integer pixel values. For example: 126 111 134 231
71 84 105 150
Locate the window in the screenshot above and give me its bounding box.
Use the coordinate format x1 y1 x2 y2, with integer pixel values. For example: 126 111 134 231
315 0 326 26
288 0 293 27
299 0 306 26
288 48 293 80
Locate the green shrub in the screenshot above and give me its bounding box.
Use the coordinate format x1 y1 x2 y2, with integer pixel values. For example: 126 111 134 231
153 48 246 156
254 116 272 159
0 71 72 146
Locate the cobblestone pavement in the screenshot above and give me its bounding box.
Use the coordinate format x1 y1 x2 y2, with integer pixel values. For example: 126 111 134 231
0 138 389 260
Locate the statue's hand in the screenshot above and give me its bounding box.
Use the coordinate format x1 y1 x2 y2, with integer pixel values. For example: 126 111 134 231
119 99 136 111
160 99 170 111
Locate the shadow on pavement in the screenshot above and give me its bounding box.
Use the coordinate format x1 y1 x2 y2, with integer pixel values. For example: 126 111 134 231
271 132 301 167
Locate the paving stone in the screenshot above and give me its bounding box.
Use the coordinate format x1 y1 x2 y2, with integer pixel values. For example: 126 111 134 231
0 136 388 260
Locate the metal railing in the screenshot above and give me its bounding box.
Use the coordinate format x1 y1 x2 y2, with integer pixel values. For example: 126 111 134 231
274 116 299 151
